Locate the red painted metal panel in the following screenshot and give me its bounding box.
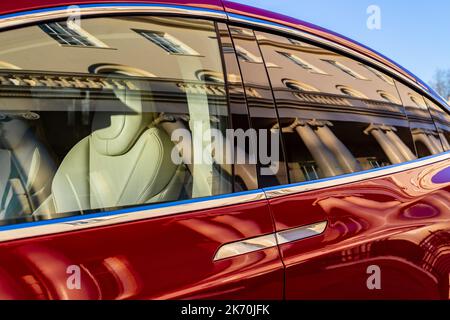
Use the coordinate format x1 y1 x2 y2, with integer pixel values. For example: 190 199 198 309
0 200 284 299
269 159 450 299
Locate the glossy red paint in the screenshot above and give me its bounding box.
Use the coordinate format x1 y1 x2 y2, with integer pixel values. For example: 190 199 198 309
269 159 450 299
0 0 449 301
0 199 283 299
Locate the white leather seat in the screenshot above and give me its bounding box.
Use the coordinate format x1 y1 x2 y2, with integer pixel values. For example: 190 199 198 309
47 93 186 215
0 119 56 220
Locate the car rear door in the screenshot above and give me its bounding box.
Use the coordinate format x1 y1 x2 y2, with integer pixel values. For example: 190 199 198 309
252 28 450 299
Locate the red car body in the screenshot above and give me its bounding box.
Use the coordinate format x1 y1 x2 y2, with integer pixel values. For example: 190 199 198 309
0 0 448 300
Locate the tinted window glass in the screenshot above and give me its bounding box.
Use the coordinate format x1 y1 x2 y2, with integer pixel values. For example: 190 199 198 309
255 31 416 183
425 98 450 151
0 16 231 225
216 22 258 191
229 26 289 187
395 81 444 156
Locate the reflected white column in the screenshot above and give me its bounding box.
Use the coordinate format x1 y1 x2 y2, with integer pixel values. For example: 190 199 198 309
294 122 345 177
439 132 450 150
365 124 404 164
313 121 362 173
384 129 416 161
414 132 440 155
428 134 444 153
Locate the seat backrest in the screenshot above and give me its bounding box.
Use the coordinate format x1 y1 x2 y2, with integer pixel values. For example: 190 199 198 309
51 94 185 214
0 119 56 219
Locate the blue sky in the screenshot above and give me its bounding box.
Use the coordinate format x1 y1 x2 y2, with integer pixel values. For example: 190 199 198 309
231 0 450 85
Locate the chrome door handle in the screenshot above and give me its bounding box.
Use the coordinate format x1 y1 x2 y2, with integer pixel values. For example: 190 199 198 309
214 221 328 261
276 221 327 245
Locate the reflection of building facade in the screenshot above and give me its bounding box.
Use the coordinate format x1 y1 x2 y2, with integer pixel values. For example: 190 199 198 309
226 27 450 184
0 16 236 221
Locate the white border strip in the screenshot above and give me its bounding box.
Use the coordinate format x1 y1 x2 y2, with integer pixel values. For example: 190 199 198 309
0 191 265 243
0 4 226 30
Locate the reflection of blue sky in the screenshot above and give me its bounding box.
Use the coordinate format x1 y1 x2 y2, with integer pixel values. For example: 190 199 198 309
232 0 450 84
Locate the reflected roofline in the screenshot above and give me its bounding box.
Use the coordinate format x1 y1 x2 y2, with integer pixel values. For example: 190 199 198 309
222 0 449 109
0 0 447 109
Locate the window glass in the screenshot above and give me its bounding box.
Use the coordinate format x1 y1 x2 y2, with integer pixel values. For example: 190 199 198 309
425 98 450 151
40 21 108 48
229 27 289 187
255 31 416 183
0 16 231 225
395 81 444 157
217 23 258 191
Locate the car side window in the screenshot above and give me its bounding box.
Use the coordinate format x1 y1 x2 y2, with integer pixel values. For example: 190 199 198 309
228 26 289 188
395 81 444 157
0 16 232 225
216 22 259 191
424 98 450 151
255 31 416 183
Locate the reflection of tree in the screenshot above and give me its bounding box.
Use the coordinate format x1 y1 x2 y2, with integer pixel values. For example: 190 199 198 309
430 69 450 103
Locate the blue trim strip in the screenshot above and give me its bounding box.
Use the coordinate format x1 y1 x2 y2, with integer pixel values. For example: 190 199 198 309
263 151 450 193
0 188 263 232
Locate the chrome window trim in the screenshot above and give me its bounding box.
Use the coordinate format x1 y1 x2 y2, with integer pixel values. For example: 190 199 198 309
0 190 266 243
264 151 450 199
0 4 227 30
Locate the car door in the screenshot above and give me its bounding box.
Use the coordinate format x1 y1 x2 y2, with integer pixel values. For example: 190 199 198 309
252 29 450 299
0 11 284 300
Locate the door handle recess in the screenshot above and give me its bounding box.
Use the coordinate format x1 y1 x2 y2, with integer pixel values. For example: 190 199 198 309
214 221 327 261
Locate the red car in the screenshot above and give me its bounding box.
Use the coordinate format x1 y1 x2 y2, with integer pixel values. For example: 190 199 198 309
0 0 448 300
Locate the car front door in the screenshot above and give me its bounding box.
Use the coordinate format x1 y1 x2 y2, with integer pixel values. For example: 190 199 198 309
0 11 284 300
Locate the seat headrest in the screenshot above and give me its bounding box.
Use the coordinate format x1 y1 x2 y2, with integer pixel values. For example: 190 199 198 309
91 90 153 156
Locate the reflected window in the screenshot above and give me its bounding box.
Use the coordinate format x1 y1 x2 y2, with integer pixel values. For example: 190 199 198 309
287 38 315 48
89 64 156 77
40 21 108 48
378 91 402 105
323 60 368 80
278 52 328 75
283 79 319 92
337 85 368 99
409 93 428 109
134 29 199 55
360 64 394 85
196 70 225 83
256 30 416 184
235 46 263 63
